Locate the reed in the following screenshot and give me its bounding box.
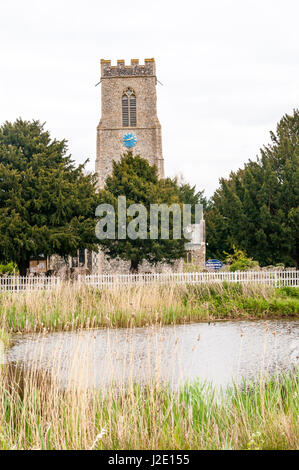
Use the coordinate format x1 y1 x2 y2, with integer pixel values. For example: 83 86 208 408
0 283 297 333
0 362 297 450
0 328 11 348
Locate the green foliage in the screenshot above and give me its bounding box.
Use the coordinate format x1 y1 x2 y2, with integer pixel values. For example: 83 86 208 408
0 262 18 275
0 119 99 274
0 283 297 333
224 245 259 272
97 152 190 272
279 286 299 298
206 109 299 267
175 179 209 221
0 363 297 449
228 259 258 272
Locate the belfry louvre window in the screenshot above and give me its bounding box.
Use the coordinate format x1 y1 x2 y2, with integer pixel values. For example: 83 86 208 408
122 88 136 127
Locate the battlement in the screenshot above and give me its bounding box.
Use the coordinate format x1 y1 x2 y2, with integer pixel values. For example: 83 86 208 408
101 58 156 78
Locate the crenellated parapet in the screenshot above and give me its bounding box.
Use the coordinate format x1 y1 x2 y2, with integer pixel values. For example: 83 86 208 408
101 58 156 78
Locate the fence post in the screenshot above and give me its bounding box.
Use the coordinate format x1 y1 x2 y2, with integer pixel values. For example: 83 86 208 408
2 270 298 292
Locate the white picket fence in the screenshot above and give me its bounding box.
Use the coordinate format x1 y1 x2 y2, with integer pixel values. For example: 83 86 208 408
0 271 298 292
79 270 299 289
0 275 61 292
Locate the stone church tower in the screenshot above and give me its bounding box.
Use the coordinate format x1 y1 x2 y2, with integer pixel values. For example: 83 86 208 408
91 57 205 274
96 58 164 188
42 58 204 277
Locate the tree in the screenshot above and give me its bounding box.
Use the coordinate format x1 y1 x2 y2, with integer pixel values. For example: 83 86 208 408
206 109 299 267
96 152 188 272
176 180 209 217
0 119 99 275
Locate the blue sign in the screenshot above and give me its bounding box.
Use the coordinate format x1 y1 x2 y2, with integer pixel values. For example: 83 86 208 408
205 259 223 270
123 132 137 148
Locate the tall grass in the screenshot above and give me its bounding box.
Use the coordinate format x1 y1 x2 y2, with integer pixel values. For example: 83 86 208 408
1 283 297 450
0 362 298 450
0 283 297 333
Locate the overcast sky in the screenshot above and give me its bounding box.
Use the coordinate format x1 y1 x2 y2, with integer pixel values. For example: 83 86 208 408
0 0 298 197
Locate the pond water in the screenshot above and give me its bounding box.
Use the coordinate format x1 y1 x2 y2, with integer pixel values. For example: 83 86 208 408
6 319 299 388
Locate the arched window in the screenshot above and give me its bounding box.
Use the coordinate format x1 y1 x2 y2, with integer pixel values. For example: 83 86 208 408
122 88 136 127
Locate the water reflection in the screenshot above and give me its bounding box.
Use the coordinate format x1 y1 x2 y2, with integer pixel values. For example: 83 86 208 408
6 319 299 388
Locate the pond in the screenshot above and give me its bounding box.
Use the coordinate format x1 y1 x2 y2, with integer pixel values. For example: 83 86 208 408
6 319 299 388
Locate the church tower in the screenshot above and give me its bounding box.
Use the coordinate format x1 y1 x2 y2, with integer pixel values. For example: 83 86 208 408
96 58 164 188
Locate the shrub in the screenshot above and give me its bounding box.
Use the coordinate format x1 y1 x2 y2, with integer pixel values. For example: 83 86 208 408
225 246 259 272
0 262 18 275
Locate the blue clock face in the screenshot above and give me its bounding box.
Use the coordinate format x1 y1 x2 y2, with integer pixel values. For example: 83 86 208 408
123 132 137 148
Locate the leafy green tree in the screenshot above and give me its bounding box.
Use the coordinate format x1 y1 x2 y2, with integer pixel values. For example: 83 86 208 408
205 207 231 260
0 119 99 275
160 176 208 223
97 153 188 272
206 109 299 267
175 180 208 211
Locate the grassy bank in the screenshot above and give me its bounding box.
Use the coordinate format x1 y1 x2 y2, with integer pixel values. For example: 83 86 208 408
0 364 298 450
0 283 298 333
